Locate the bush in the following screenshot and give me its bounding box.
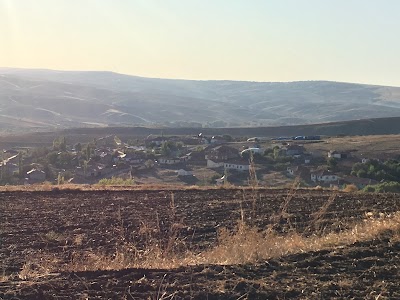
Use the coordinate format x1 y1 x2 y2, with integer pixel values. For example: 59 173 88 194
362 181 400 193
343 184 358 192
98 177 135 186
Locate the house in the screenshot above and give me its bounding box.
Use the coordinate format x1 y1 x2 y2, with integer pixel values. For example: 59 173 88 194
176 168 193 176
284 145 305 156
205 145 239 161
224 159 250 171
361 158 380 164
179 137 202 145
98 151 113 165
125 145 146 151
6 163 19 175
286 166 310 181
158 157 181 165
3 149 19 155
303 154 312 164
207 159 225 168
200 137 210 144
26 169 46 182
183 150 206 165
76 162 112 178
145 136 167 147
215 175 226 185
210 135 226 144
247 137 260 142
113 151 126 163
180 154 191 162
241 148 263 156
361 158 369 164
310 170 339 183
0 162 19 177
88 164 111 177
124 152 146 164
328 150 349 159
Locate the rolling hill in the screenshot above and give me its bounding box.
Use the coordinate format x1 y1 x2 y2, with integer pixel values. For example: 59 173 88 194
0 67 400 131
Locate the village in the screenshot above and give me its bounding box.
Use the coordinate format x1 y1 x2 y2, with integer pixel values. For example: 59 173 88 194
0 133 399 191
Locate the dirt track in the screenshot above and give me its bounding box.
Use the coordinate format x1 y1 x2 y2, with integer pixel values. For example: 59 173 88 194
1 189 400 299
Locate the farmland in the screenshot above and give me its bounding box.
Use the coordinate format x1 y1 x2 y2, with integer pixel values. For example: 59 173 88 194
1 188 400 299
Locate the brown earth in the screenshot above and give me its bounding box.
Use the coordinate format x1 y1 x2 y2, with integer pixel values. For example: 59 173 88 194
1 189 400 299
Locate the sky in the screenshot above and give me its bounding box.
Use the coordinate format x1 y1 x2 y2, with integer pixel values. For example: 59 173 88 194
1 0 400 86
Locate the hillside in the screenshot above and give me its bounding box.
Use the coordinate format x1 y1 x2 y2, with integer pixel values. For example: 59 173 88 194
1 116 400 149
1 68 400 131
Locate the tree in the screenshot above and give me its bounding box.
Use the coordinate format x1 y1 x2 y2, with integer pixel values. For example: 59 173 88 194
18 152 23 178
327 157 338 170
47 151 59 165
357 169 367 178
84 143 95 160
160 142 172 156
74 143 82 152
60 136 67 151
222 134 233 142
145 159 155 169
83 160 88 176
53 136 66 151
273 147 282 160
58 152 74 168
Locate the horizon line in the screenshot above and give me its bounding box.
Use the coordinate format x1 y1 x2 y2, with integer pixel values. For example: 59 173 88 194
0 66 399 88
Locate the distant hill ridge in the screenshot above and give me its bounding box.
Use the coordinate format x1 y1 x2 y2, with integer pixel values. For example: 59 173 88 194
1 117 400 150
59 116 400 136
0 67 400 131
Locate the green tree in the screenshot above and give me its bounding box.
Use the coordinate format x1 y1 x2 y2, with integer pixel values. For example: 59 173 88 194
46 151 59 165
273 147 282 160
222 134 233 142
357 169 367 178
160 142 172 156
18 152 23 178
84 143 95 160
53 136 66 151
74 143 82 152
327 157 338 170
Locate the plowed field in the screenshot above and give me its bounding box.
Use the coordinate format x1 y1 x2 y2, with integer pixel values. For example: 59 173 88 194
1 189 400 299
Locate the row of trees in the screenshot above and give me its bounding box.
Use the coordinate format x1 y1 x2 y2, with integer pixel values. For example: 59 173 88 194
351 159 400 182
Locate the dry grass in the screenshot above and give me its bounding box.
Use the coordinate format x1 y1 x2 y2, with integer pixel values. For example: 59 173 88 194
0 183 339 193
343 184 359 192
19 252 61 280
18 210 400 277
198 211 400 265
12 185 400 281
0 183 250 192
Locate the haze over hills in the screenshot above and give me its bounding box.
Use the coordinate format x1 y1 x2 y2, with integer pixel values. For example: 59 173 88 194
0 67 400 131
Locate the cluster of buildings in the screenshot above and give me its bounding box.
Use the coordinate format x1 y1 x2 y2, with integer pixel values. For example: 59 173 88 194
286 148 380 189
0 133 389 188
0 151 46 184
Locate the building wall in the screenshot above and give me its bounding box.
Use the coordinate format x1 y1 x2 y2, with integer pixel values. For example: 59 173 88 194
207 159 224 168
224 163 249 171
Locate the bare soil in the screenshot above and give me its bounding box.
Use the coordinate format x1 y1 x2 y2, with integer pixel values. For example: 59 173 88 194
1 189 400 299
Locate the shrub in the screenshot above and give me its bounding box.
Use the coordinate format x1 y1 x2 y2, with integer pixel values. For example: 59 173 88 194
98 177 135 186
343 184 358 192
363 181 400 193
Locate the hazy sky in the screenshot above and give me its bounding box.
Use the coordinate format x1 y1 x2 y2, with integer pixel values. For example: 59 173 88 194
1 0 400 86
